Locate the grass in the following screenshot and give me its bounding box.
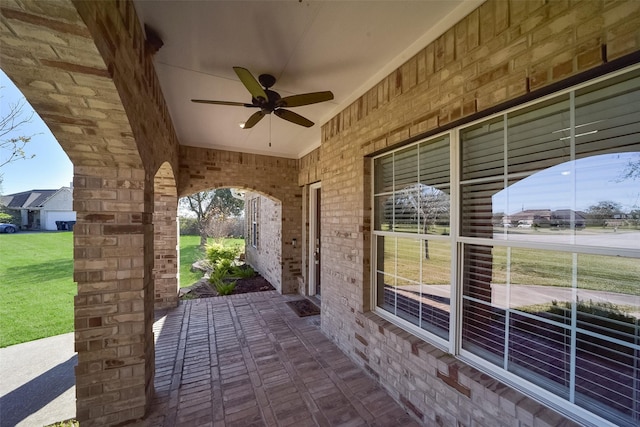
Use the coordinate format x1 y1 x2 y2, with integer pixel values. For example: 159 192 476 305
0 232 244 348
0 232 75 348
491 247 639 295
380 236 639 296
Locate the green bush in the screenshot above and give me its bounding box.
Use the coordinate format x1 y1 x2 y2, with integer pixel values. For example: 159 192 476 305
232 264 256 278
0 208 20 225
205 242 239 265
215 258 233 276
213 279 236 296
179 217 199 235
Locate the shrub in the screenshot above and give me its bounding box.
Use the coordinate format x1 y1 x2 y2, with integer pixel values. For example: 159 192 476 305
215 258 234 275
205 242 239 265
232 264 256 278
179 216 199 235
208 273 236 296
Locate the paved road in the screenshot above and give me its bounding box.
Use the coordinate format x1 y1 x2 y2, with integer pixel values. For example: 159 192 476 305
0 333 76 427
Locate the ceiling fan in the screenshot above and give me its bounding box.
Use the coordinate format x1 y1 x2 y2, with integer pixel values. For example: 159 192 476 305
192 67 334 129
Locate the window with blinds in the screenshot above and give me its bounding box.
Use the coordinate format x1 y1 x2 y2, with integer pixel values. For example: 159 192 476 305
461 68 639 427
373 134 452 341
373 65 640 427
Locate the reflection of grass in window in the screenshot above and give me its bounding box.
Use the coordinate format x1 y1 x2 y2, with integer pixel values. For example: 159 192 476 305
383 238 450 285
491 247 639 295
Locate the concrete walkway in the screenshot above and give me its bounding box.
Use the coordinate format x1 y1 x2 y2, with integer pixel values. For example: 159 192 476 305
0 333 76 427
1 291 417 427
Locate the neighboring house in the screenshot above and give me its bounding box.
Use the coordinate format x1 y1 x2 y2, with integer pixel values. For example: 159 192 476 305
507 209 551 227
0 187 76 231
505 209 586 228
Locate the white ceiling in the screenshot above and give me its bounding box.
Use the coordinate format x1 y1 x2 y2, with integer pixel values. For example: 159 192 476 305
133 0 481 159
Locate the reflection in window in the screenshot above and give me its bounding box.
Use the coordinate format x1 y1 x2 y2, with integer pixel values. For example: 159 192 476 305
373 134 451 341
460 67 640 426
491 153 640 249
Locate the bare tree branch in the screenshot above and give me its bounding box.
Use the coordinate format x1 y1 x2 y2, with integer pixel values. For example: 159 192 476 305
0 90 36 175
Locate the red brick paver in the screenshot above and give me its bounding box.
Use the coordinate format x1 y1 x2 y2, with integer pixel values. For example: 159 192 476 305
143 291 418 427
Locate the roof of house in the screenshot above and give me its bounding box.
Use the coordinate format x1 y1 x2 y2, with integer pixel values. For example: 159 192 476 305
0 188 67 209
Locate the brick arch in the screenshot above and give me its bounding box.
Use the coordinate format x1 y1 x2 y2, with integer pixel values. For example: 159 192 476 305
179 146 303 294
153 162 178 308
0 2 141 168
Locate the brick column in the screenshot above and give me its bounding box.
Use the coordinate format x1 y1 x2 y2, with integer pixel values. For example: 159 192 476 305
153 167 178 309
152 195 178 308
73 166 155 426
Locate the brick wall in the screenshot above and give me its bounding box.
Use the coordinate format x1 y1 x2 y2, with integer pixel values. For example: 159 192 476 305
312 0 640 425
244 192 283 292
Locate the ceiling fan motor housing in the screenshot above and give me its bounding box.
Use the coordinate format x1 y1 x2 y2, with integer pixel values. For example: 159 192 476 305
254 88 281 113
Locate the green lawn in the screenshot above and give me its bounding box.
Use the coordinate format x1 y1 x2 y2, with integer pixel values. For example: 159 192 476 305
0 232 75 348
0 232 245 348
380 236 638 296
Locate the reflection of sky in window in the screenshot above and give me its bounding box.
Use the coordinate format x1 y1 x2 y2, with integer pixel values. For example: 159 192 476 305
493 152 640 214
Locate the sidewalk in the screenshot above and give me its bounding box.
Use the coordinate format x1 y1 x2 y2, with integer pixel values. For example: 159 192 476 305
0 333 76 427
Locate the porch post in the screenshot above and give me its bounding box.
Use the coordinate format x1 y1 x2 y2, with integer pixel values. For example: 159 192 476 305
73 166 155 425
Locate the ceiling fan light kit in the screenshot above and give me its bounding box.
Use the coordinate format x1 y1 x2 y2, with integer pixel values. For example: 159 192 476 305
192 67 334 129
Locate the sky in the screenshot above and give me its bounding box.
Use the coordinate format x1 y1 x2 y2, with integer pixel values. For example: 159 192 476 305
0 69 73 196
492 153 640 215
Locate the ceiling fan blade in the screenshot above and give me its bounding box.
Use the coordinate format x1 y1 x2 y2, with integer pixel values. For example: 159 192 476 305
191 99 256 107
243 111 265 129
233 67 268 101
274 109 314 127
277 91 334 108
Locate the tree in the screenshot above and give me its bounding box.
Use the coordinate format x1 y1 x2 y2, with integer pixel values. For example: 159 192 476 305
394 184 450 259
618 154 640 182
179 189 244 246
585 200 622 227
0 93 36 183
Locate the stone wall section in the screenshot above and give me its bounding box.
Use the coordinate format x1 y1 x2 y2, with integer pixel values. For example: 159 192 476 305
316 0 640 426
179 146 302 294
244 192 283 292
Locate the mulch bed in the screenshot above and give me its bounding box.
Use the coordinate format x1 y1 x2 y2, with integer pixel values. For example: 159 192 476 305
180 274 275 300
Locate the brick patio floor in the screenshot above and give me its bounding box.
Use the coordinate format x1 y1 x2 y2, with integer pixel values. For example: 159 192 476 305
143 291 419 427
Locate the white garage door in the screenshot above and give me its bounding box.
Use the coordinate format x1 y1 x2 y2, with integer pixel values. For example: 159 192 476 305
44 211 77 231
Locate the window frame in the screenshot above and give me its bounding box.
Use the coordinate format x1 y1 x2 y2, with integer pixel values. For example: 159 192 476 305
371 63 640 427
250 197 259 248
